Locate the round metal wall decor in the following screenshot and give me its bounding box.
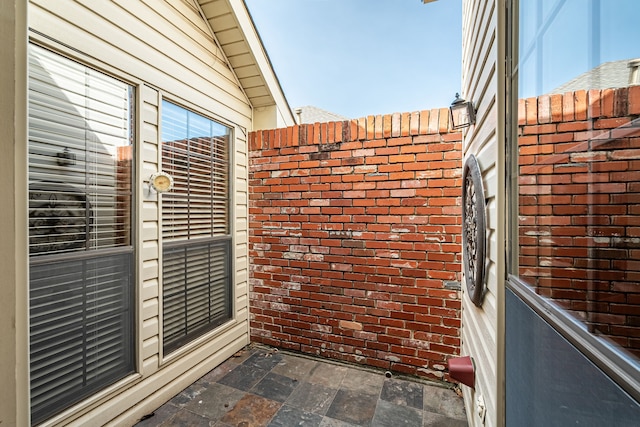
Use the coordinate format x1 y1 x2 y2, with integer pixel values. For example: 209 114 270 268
462 154 487 307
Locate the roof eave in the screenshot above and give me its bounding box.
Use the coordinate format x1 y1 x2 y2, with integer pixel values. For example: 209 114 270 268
197 0 295 126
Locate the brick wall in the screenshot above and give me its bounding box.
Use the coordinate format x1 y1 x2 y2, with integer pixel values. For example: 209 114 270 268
248 109 463 381
518 86 640 357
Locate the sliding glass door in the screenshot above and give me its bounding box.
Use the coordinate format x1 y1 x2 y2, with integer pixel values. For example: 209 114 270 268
28 44 135 424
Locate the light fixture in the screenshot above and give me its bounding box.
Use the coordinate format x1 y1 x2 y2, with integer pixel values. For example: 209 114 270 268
56 147 76 166
449 93 476 129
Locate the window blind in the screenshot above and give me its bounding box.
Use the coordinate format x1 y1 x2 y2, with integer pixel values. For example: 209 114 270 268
161 101 230 242
28 44 134 425
163 239 231 353
30 252 134 424
161 101 232 353
29 45 133 255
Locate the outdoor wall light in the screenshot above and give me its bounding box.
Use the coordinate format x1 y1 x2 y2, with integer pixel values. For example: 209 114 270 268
449 93 476 129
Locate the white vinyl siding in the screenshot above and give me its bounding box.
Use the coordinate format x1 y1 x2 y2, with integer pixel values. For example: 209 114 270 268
29 0 252 126
461 0 506 426
27 1 251 425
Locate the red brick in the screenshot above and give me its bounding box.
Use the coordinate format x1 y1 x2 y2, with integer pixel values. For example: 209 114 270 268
588 89 602 118
562 92 575 122
573 90 588 120
419 110 430 134
375 115 384 139
601 89 615 118
550 94 563 122
249 109 470 378
518 98 526 125
401 112 411 136
383 114 392 138
428 108 440 134
526 97 537 124
538 95 551 123
391 112 402 137
629 85 640 115
410 111 420 135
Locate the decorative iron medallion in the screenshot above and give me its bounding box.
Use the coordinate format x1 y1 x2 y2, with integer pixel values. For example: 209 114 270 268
462 154 486 307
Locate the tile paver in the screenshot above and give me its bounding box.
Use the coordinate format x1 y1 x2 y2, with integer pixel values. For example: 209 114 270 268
285 381 338 415
380 378 424 409
325 388 378 426
267 405 324 427
135 344 468 427
252 372 299 402
372 400 422 427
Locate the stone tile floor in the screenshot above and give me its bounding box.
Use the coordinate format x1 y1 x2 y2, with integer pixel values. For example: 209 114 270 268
136 344 468 427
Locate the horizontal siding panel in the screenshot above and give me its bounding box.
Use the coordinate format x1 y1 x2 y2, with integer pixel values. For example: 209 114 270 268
30 2 252 125
462 0 493 88
141 280 159 301
235 218 247 233
467 68 497 152
141 141 158 162
142 298 158 321
235 255 247 271
235 294 248 311
235 269 247 287
142 355 159 375
142 318 158 341
466 95 497 155
235 205 247 219
236 192 247 206
142 203 158 222
141 85 159 106
142 259 158 282
172 0 212 35
462 0 502 425
473 43 497 114
27 0 252 424
142 102 158 126
119 0 234 81
141 336 159 360
462 309 497 378
235 306 248 323
486 194 498 236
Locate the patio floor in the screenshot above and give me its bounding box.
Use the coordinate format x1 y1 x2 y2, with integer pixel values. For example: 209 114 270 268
135 344 468 427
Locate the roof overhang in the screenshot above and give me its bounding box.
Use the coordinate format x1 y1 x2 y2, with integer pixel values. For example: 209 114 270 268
197 0 295 125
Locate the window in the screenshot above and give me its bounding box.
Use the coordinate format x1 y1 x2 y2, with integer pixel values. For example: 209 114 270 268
28 44 135 424
161 101 232 353
509 0 640 378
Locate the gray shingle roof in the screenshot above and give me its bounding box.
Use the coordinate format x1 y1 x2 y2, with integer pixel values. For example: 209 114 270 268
551 58 640 94
294 106 349 124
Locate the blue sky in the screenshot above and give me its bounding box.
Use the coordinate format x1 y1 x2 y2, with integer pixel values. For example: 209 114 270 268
244 0 462 119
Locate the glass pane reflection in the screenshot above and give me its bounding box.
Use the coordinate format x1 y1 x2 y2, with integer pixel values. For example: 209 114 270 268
517 0 640 362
